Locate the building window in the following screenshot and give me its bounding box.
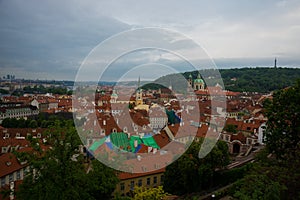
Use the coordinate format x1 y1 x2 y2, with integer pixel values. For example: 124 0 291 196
130 181 135 190
120 183 125 191
1 178 5 187
2 147 7 153
9 174 13 182
153 176 157 184
17 171 21 180
161 175 164 183
138 179 142 187
147 177 151 186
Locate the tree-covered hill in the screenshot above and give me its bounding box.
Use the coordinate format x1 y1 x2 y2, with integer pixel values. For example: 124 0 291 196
153 67 300 93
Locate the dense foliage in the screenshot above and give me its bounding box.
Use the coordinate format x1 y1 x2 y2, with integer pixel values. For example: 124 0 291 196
1 113 73 128
163 140 230 195
264 80 300 159
219 67 300 92
132 186 167 200
12 85 72 96
155 68 300 93
15 121 118 200
229 80 300 199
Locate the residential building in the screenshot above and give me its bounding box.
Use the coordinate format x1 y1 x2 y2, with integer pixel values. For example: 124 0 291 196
114 168 165 197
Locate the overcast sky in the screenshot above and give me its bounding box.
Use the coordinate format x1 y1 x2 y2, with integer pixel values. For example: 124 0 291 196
1 0 300 81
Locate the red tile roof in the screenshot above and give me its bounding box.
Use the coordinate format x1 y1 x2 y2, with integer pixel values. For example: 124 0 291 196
0 153 27 178
117 167 165 180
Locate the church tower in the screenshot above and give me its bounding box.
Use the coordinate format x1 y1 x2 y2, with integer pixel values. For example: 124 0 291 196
193 72 205 91
274 57 277 68
135 76 143 105
188 74 193 87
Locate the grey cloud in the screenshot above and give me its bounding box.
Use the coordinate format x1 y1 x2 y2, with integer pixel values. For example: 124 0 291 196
1 0 299 81
0 0 130 80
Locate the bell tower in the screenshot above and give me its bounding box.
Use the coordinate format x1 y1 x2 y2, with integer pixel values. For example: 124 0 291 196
135 76 143 105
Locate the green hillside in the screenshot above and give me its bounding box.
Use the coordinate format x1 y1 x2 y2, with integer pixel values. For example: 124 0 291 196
151 67 300 93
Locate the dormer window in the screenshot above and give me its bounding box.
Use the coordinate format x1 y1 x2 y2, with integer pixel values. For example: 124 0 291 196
37 133 41 138
5 133 9 138
16 133 20 137
2 147 7 153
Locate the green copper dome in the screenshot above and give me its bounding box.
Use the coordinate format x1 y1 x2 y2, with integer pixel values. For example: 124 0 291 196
194 73 204 84
194 78 204 84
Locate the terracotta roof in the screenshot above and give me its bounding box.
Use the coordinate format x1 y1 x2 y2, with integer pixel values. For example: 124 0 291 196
0 138 30 150
153 132 170 148
0 128 47 138
230 132 247 143
0 152 27 178
117 167 165 180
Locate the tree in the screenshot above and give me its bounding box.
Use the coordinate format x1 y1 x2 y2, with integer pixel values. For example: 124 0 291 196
17 118 27 128
28 119 38 128
86 160 119 199
224 124 237 133
163 140 229 195
232 174 284 200
1 118 11 128
229 80 300 200
16 121 118 200
132 186 167 200
264 79 300 159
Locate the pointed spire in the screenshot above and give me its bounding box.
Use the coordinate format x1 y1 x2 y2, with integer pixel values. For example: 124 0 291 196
138 76 140 89
274 57 277 68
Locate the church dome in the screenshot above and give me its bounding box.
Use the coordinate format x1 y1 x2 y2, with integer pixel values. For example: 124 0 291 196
194 73 204 84
111 93 118 97
194 78 204 84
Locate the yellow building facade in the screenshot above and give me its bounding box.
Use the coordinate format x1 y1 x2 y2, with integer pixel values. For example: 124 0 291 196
114 168 165 197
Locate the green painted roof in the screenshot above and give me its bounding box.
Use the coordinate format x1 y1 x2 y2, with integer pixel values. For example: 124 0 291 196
194 78 204 83
109 132 160 153
142 136 160 149
89 137 106 152
129 135 143 152
110 132 130 151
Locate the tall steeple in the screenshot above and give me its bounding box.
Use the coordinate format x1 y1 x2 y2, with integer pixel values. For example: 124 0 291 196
136 76 143 105
274 57 277 68
138 76 141 89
